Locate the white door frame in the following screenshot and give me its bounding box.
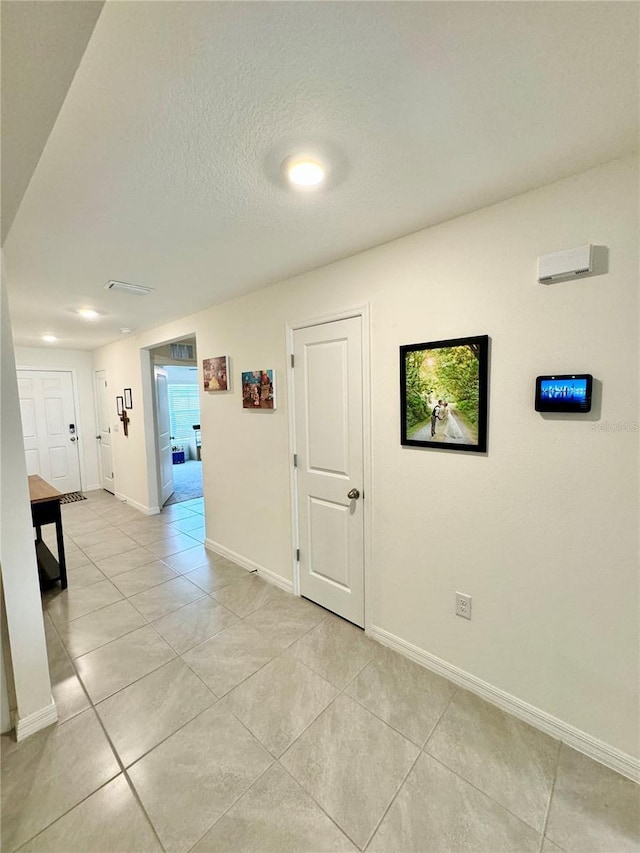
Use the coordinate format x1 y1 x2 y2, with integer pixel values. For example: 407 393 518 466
140 334 200 514
93 368 115 493
15 365 86 492
286 304 373 632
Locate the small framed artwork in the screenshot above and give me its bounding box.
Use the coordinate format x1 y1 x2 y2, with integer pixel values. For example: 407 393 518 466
124 388 133 409
241 369 276 410
400 335 489 452
116 395 124 416
203 356 229 392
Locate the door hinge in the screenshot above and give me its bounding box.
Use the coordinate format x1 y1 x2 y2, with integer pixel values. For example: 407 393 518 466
296 549 300 562
290 354 294 368
108 427 111 433
293 453 298 468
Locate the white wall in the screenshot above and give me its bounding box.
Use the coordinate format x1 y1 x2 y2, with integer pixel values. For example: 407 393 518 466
14 346 101 491
0 268 54 736
94 156 639 761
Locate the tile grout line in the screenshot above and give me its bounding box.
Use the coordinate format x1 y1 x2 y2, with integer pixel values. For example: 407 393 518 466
46 603 173 853
185 606 331 704
30 615 167 853
163 701 285 852
422 684 459 750
51 554 254 669
360 687 458 851
263 642 375 846
10 776 126 853
274 689 367 850
277 760 362 850
419 691 558 839
539 741 563 851
291 630 375 696
191 610 339 764
363 750 422 852
196 653 369 850
425 750 549 840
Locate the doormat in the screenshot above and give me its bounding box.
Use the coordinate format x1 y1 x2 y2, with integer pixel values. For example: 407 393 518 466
60 492 87 504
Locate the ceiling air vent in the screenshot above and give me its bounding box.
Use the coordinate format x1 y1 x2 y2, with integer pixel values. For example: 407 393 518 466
105 280 154 295
170 344 194 360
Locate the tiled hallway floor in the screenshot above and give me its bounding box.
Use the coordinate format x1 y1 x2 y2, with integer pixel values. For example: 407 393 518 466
2 492 639 852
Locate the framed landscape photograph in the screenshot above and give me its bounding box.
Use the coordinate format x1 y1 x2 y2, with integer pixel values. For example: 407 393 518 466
241 369 276 410
203 356 229 392
400 335 489 452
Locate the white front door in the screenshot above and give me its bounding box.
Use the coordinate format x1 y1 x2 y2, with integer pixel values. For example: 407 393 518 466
17 369 81 493
293 316 365 627
94 370 115 493
155 368 174 505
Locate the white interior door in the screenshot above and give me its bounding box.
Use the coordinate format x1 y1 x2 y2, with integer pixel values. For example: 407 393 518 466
17 369 81 493
293 316 365 627
155 368 174 505
94 370 115 493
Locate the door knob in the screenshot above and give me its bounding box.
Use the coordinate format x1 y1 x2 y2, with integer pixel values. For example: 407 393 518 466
70 437 77 442
95 435 102 440
347 488 360 500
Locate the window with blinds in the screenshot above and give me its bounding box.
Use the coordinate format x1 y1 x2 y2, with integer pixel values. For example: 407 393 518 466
168 385 200 444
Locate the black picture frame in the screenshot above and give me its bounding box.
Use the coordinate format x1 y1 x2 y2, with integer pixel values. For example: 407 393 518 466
116 395 124 416
124 388 133 409
400 335 489 453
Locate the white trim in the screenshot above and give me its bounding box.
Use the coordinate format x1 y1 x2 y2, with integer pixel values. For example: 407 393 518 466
93 367 115 494
14 699 58 741
285 304 372 626
16 366 86 492
139 333 200 516
369 625 640 784
83 482 102 492
204 538 293 593
256 564 294 593
360 306 373 633
114 492 160 516
285 326 301 595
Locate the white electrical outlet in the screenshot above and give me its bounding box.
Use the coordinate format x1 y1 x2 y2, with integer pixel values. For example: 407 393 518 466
456 592 472 620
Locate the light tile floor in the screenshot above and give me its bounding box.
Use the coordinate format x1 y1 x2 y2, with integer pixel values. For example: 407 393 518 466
2 491 639 852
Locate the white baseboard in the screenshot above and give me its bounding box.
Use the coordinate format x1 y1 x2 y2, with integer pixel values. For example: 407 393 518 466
13 699 58 741
115 492 160 516
204 539 294 593
369 625 640 784
256 564 294 593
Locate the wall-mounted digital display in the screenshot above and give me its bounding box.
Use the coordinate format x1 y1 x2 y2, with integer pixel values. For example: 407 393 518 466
535 374 592 413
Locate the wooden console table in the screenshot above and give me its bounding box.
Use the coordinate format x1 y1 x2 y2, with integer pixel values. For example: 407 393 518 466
28 475 68 590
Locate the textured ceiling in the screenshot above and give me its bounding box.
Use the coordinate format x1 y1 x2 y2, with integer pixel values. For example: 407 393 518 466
1 0 104 243
4 1 638 350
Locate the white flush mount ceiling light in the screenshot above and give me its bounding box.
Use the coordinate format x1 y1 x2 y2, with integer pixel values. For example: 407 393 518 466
284 157 327 189
77 308 100 320
120 327 134 334
42 335 57 343
105 280 154 295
